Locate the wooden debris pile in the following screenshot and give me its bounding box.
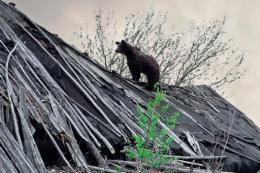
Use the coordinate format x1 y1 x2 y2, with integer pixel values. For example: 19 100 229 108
0 1 260 173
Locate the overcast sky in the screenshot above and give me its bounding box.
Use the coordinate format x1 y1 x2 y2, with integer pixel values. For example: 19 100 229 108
10 0 260 126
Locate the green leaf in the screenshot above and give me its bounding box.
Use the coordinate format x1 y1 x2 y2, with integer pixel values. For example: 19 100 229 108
133 135 144 150
161 104 169 113
142 149 153 159
159 129 168 139
167 112 181 128
126 150 137 160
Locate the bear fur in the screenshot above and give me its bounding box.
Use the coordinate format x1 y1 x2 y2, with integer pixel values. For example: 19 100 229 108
115 40 160 90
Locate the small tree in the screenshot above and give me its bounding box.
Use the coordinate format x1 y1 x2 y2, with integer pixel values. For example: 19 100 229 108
74 9 245 92
125 86 180 172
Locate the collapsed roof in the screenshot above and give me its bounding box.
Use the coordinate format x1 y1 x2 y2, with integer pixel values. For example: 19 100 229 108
0 1 259 173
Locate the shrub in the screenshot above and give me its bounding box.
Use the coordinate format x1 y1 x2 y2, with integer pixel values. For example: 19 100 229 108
126 86 180 171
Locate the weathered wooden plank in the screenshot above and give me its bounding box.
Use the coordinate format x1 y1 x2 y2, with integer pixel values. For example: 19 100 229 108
0 122 38 173
18 88 47 173
4 42 23 148
0 147 18 173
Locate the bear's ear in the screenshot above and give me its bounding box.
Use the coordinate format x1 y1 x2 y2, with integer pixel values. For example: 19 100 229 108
116 41 120 45
121 40 126 45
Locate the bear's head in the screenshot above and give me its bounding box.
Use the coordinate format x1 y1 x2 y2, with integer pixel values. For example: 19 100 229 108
115 40 129 54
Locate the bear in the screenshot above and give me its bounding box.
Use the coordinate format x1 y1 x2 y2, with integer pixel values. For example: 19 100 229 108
115 40 160 91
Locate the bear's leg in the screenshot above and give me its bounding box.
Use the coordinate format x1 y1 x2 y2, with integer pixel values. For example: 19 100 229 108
146 74 160 91
146 78 156 91
129 66 141 82
132 71 141 82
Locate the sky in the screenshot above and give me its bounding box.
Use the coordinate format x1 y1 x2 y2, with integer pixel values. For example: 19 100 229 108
10 0 260 126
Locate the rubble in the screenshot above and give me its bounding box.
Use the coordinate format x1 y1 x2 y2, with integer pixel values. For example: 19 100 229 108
0 1 259 172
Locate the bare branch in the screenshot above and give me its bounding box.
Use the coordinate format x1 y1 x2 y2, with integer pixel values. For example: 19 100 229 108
75 10 246 93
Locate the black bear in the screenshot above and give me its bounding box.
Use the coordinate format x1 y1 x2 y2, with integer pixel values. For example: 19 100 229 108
115 40 160 90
